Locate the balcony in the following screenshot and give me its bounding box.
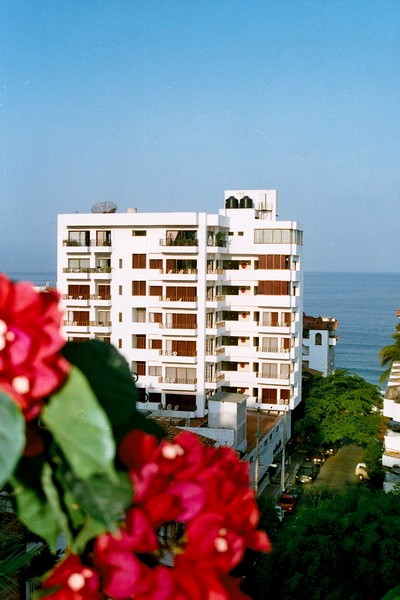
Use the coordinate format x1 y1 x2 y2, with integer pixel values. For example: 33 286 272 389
62 294 112 301
159 350 197 364
63 267 112 274
63 239 112 248
159 323 197 335
158 377 197 391
62 320 111 328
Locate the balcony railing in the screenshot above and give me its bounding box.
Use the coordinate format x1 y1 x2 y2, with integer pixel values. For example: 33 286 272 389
205 347 225 355
63 267 112 273
159 239 198 247
158 377 197 384
257 321 292 327
257 372 291 379
62 294 111 300
159 323 197 329
205 374 224 383
62 320 111 327
161 269 198 275
160 296 198 302
207 269 225 274
206 295 226 302
63 239 112 247
257 346 290 353
159 350 197 357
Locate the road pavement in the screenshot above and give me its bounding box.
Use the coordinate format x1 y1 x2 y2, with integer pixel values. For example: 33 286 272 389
312 444 364 491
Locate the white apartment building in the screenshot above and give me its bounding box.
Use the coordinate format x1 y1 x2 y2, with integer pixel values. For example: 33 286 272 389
57 190 303 430
382 360 400 492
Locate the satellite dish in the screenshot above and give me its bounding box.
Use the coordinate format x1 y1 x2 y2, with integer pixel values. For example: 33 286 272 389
91 201 118 214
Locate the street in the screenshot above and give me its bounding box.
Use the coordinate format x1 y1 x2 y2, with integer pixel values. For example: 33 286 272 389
313 444 365 491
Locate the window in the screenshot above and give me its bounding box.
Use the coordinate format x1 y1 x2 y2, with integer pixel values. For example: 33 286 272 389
258 281 290 295
132 230 146 236
67 284 90 299
254 229 303 245
132 254 146 269
97 310 110 325
149 312 162 323
165 286 197 301
148 365 162 376
261 363 277 378
280 364 291 379
68 230 90 246
119 285 122 295
118 339 122 349
262 312 279 326
67 258 90 270
280 389 290 402
149 286 162 297
96 230 111 246
238 231 244 236
119 259 123 269
258 255 290 269
133 308 146 322
166 367 196 383
261 388 277 403
261 337 278 352
133 335 146 349
150 259 163 269
315 333 322 346
97 284 110 299
132 361 146 376
96 258 111 269
67 310 89 325
132 281 146 295
118 313 122 323
150 339 162 350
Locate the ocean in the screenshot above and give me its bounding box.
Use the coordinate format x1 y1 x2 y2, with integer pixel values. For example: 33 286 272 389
304 272 400 388
7 271 400 389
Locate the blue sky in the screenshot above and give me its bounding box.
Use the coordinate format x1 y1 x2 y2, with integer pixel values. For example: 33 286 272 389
1 0 400 273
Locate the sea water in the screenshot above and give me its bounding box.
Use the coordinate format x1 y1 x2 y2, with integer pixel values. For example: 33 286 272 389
7 271 400 388
304 272 400 388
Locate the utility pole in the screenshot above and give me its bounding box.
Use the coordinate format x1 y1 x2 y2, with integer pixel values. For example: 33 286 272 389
254 408 260 495
280 408 287 492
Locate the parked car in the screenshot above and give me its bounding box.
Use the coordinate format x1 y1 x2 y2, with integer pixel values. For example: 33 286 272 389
306 449 326 465
296 464 319 484
355 463 370 480
323 444 339 456
277 492 298 514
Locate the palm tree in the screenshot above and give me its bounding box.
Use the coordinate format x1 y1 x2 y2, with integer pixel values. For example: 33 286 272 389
379 323 400 384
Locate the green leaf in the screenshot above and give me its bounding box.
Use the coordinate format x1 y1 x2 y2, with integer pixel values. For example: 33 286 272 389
0 390 25 487
9 471 71 552
42 366 117 481
62 469 132 534
72 516 110 555
61 341 166 443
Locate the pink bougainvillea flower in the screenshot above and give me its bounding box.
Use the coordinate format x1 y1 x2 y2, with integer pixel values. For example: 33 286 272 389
92 428 271 599
41 553 102 600
0 273 70 420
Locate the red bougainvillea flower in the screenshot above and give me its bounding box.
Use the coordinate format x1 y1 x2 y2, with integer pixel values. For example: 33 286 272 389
0 273 70 420
91 428 271 599
41 553 103 600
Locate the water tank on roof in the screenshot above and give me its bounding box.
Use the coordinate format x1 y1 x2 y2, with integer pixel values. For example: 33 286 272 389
225 196 239 209
240 196 253 208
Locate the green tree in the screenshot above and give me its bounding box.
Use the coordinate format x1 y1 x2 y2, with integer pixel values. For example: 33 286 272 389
250 487 400 600
379 323 400 384
295 370 383 448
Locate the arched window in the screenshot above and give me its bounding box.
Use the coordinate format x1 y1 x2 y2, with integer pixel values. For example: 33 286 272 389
315 333 322 346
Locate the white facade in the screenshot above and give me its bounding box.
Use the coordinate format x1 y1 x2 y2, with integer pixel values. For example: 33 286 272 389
57 189 303 424
302 315 338 376
382 360 400 492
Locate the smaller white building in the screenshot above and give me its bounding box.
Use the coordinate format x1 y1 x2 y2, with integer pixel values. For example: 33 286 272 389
302 314 338 377
382 360 400 492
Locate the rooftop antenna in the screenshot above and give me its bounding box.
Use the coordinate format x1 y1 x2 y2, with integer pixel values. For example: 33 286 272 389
91 201 118 214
